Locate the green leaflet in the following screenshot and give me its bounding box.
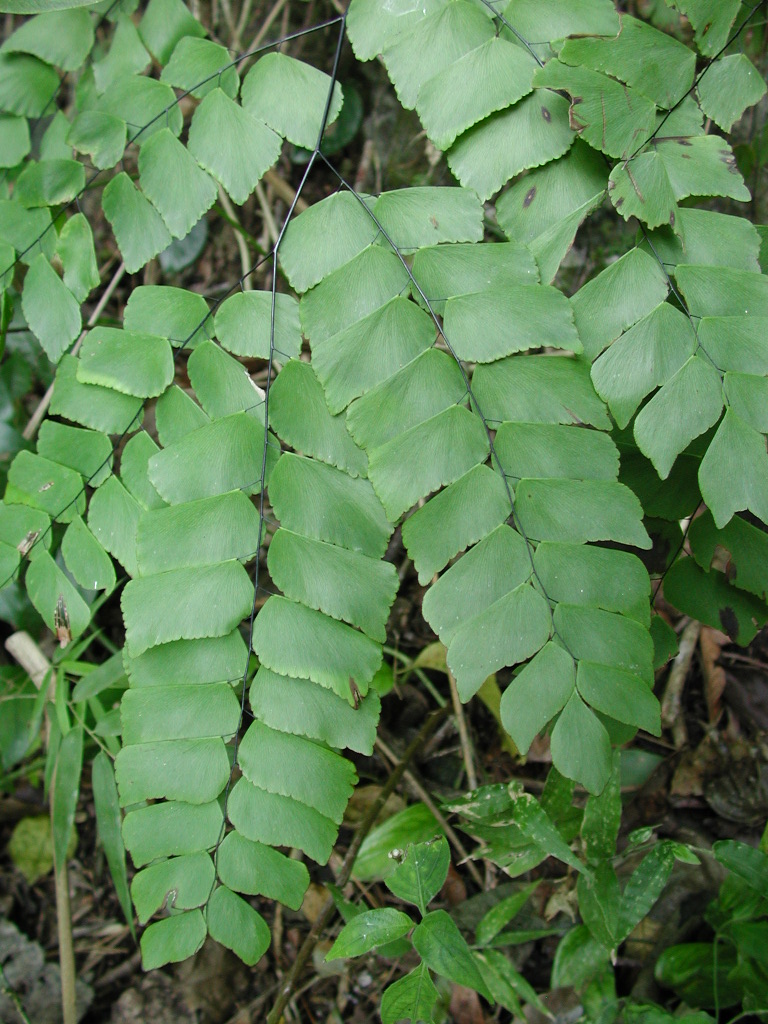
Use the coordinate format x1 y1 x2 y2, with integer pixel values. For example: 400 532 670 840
131 852 215 924
15 159 85 208
62 515 116 592
67 111 126 170
138 0 206 65
120 433 166 511
160 37 239 99
88 476 141 577
1 9 94 70
0 113 30 168
124 286 212 350
0 53 60 118
216 831 309 909
115 737 231 804
138 129 218 239
500 642 576 755
37 422 112 487
689 510 768 602
92 17 150 93
6 451 84 523
121 683 240 743
187 343 265 420
206 886 270 966
515 478 651 548
20 254 81 363
77 328 174 398
102 172 172 274
214 291 301 360
57 214 99 303
140 911 205 971
124 631 247 687
98 75 182 144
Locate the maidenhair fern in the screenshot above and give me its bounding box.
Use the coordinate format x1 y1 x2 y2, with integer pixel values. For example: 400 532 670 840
0 0 767 981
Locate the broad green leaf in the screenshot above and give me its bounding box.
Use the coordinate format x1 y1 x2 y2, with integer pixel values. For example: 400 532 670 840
534 61 656 159
50 354 143 433
62 515 115 592
138 0 205 65
270 360 367 478
121 683 240 743
654 943 741 1010
327 908 415 959
555 605 654 683
92 752 133 933
160 37 239 99
561 16 694 108
115 737 230 804
269 454 393 559
656 136 750 203
20 255 81 362
676 264 768 319
664 557 768 646
412 910 491 999
238 719 356 823
448 582 552 701
382 1 494 110
591 303 694 428
645 209 761 275
0 200 54 263
582 751 621 865
67 110 126 170
102 172 172 273
512 791 585 874
313 296 435 414
475 881 540 946
445 281 581 361
0 53 60 117
416 36 536 150
124 285 211 350
534 543 649 625
0 113 30 166
385 837 450 914
122 799 223 867
155 386 209 446
346 348 466 452
412 241 539 310
346 0 444 59
57 214 99 304
213 291 301 360
268 528 397 642
188 88 281 205
6 450 84 523
216 831 309 909
497 422 618 482
250 667 380 756
52 724 82 868
689 510 768 602
577 861 620 951
15 158 85 208
617 842 675 940
609 151 678 229
122 560 253 657
131 852 214 924
36 422 111 491
724 371 768 432
552 924 611 990
473 354 611 429
402 464 510 584
279 191 379 293
92 17 149 93
241 52 343 149
77 327 173 398
501 0 619 40
551 693 612 794
0 503 49 556
0 0 102 12
206 886 270 966
380 963 439 1024
228 777 337 865
148 412 272 503
98 74 181 144
124 630 247 687
354 804 442 881
699 410 768 528
120 433 165 511
140 910 206 970
137 491 260 574
500 642 575 754
476 948 545 1016
576 662 660 734
251 595 381 703
422 524 532 645
673 0 739 55
516 478 651 548
373 187 483 250
572 249 669 362
300 245 410 342
634 355 723 479
447 91 574 201
139 129 217 240
713 840 768 899
187 343 264 421
88 475 141 577
367 405 489 521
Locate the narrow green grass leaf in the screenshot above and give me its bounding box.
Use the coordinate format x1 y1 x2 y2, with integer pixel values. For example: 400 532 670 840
122 799 223 867
92 752 134 934
206 886 270 965
77 327 173 398
228 777 337 864
102 172 172 273
500 642 575 754
139 128 217 239
131 852 214 924
241 52 343 149
122 560 253 657
447 583 552 701
268 528 397 641
140 911 206 970
21 255 81 362
52 724 82 869
188 88 281 205
216 831 309 909
251 595 381 702
617 843 675 940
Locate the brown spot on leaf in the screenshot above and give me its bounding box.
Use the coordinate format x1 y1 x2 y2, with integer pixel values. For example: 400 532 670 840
541 105 551 122
615 197 624 207
669 211 675 226
719 606 739 642
677 139 692 146
523 186 536 208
